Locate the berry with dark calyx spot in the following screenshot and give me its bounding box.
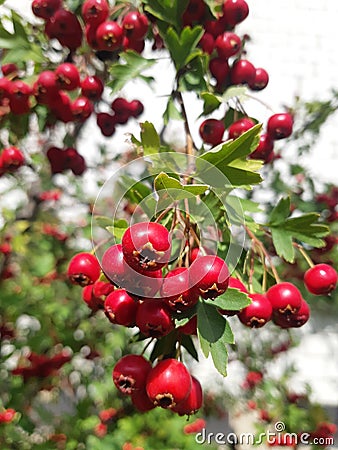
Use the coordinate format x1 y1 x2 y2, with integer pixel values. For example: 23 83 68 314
161 267 199 311
55 63 80 91
71 96 93 122
238 293 272 328
81 76 104 101
273 298 310 328
96 21 124 51
189 255 230 300
122 221 172 272
146 359 192 409
230 59 256 86
67 252 101 286
223 0 249 27
8 80 32 114
199 119 225 146
267 113 293 140
250 133 274 161
304 263 337 295
215 32 242 59
96 112 117 137
32 0 62 19
266 282 302 316
122 11 149 40
249 67 269 91
33 71 59 105
228 117 255 139
136 299 174 338
104 289 138 326
131 388 156 412
113 354 152 395
82 0 109 26
1 146 25 172
172 376 203 416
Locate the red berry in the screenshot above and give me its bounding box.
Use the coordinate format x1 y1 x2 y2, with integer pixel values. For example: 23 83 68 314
1 63 18 77
136 300 174 337
49 91 73 123
96 112 117 137
228 117 255 139
8 80 32 114
189 255 230 299
113 354 152 395
205 18 227 38
172 376 203 416
267 113 293 140
71 96 93 122
230 59 256 86
250 133 274 161
215 32 241 59
48 9 83 50
238 293 272 328
96 21 124 51
183 0 206 25
266 282 302 316
67 252 101 286
33 71 59 105
209 57 230 85
128 99 144 118
248 68 269 91
46 146 65 174
111 97 131 123
123 35 145 53
0 408 16 424
82 0 109 26
122 221 172 272
199 32 215 55
199 119 225 146
32 0 61 19
223 0 249 27
161 267 199 311
81 76 104 101
101 244 128 286
304 263 337 295
55 63 80 91
146 359 192 409
104 289 138 326
0 77 11 101
1 146 24 172
131 388 156 412
122 11 149 40
178 315 197 335
273 298 310 328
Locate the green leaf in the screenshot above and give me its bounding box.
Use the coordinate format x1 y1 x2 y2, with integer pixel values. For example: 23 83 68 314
180 334 199 361
205 288 251 311
140 121 161 155
143 0 189 29
105 219 129 239
108 51 156 93
210 339 228 377
179 55 208 92
164 26 204 70
94 215 115 229
154 172 208 200
269 196 291 225
270 227 295 263
200 92 222 116
163 96 183 125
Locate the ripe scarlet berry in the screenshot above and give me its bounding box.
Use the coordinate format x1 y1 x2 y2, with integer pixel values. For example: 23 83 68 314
222 0 249 27
82 0 109 26
161 267 199 311
273 298 310 328
67 252 101 286
228 118 255 140
33 71 59 105
249 67 269 91
1 63 18 77
209 57 230 85
122 11 149 40
131 388 156 412
104 289 138 326
122 221 172 272
1 146 25 172
199 119 225 146
230 59 256 86
172 376 203 416
96 112 116 137
304 263 337 295
71 96 94 122
238 293 272 328
101 244 128 286
96 21 124 51
189 255 230 299
266 282 302 316
55 64 80 91
178 315 197 335
199 32 214 55
8 80 32 114
215 32 242 59
267 113 293 140
32 0 61 19
81 76 104 101
146 359 192 409
113 354 152 395
136 300 174 337
250 133 274 161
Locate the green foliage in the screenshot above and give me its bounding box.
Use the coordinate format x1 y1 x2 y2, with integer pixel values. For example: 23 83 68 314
163 26 204 70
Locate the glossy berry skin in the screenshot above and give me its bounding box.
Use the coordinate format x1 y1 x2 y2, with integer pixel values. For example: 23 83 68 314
128 99 144 118
189 255 229 299
101 244 128 286
304 264 337 295
32 0 61 19
96 21 124 51
146 359 192 409
178 315 197 335
82 0 109 26
249 68 269 91
33 71 59 104
122 222 172 272
136 300 174 338
96 112 116 137
215 32 241 59
67 252 101 286
161 267 199 311
113 354 152 395
55 63 80 91
238 293 273 328
228 118 255 139
104 289 138 326
1 63 18 77
8 80 32 114
122 11 149 40
209 57 230 85
266 282 302 316
199 32 215 55
267 113 293 140
172 376 203 416
81 76 104 101
273 298 310 328
1 146 25 172
250 133 274 161
71 97 93 122
131 388 156 412
223 0 249 27
230 59 256 86
199 119 225 146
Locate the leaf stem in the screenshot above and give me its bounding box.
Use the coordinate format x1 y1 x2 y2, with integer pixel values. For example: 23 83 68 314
293 242 315 268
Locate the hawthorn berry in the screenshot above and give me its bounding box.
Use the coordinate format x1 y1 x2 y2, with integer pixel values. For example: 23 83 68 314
266 282 302 316
82 0 109 26
136 300 174 337
1 146 25 172
131 388 156 412
199 32 215 55
8 80 32 114
1 63 18 77
172 376 203 416
104 289 138 326
209 57 230 85
33 70 59 105
81 76 104 101
267 113 293 140
250 133 274 161
113 354 152 395
146 359 192 409
96 21 124 51
161 267 199 311
249 67 269 91
238 293 272 328
215 32 242 59
32 0 61 19
67 252 101 286
304 263 337 295
55 63 80 91
228 117 255 139
273 298 310 328
199 119 225 146
96 112 117 137
178 315 197 335
230 59 256 86
122 221 172 272
189 255 230 299
71 96 94 122
122 11 149 40
222 0 249 27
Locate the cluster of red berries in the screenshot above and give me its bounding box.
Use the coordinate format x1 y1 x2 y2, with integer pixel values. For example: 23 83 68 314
0 146 25 177
46 146 86 175
12 350 71 381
